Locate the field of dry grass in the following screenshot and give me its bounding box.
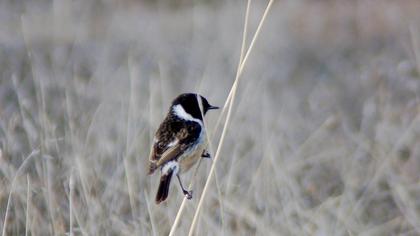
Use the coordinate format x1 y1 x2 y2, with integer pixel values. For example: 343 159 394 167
1 0 420 235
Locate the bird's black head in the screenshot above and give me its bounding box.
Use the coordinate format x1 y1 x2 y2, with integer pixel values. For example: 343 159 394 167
171 93 219 120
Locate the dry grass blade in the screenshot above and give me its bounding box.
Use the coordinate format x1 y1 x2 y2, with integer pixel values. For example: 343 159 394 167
69 170 74 236
2 150 39 236
144 190 156 236
209 0 251 142
168 0 256 235
188 0 274 235
25 175 31 236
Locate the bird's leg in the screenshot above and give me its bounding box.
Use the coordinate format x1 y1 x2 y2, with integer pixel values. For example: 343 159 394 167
176 174 192 199
201 149 211 158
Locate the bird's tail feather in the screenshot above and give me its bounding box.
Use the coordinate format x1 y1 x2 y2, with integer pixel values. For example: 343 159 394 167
155 169 173 204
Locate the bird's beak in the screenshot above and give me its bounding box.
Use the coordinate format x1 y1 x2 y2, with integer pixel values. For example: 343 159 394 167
208 105 219 110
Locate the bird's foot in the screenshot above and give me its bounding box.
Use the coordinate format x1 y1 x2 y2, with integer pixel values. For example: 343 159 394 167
183 190 193 200
201 150 211 158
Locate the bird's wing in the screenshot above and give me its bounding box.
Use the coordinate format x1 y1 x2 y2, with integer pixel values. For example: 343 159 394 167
148 121 201 173
148 138 177 162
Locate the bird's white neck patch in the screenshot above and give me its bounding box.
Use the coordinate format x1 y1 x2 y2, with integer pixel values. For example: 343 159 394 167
173 104 203 125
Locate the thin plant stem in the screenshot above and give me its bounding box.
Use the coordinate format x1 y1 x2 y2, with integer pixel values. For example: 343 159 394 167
188 1 274 235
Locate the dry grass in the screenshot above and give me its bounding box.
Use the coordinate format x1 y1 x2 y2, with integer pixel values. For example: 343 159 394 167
1 0 420 235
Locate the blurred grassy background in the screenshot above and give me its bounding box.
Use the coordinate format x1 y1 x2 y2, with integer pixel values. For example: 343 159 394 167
1 0 420 235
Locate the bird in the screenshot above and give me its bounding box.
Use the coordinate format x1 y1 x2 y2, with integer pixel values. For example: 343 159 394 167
148 93 219 204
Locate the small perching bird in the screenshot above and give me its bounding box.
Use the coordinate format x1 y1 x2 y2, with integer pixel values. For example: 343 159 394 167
148 93 219 204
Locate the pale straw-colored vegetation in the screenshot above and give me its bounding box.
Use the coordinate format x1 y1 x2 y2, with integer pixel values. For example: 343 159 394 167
1 0 419 235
